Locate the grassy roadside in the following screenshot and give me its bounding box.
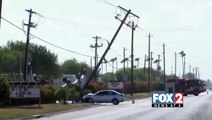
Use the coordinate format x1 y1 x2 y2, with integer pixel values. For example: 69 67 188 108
126 92 151 100
0 93 150 120
0 103 90 120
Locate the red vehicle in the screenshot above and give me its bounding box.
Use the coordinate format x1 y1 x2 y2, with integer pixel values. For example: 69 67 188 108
166 78 205 96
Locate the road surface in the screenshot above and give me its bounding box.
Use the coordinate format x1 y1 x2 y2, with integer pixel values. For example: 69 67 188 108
34 91 212 120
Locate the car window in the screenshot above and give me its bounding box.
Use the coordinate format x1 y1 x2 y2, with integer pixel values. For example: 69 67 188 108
111 91 118 95
96 91 109 96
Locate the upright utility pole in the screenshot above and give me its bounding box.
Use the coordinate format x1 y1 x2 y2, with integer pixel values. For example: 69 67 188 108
179 51 186 78
110 57 117 74
24 9 37 81
183 55 186 78
150 51 153 89
195 67 198 79
143 54 147 81
197 68 200 79
135 58 140 68
103 59 108 73
115 6 139 96
175 52 177 77
153 55 161 80
90 36 103 81
123 47 127 81
163 43 166 91
130 21 136 96
90 58 92 68
147 33 152 93
193 68 195 78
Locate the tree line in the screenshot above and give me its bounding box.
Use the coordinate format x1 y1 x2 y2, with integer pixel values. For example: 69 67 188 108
0 40 167 82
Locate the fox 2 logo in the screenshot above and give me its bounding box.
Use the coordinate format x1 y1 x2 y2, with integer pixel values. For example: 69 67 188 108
152 93 183 108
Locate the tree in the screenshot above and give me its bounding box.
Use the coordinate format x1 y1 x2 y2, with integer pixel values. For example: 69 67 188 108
0 40 60 81
101 72 114 81
0 76 9 106
60 59 92 77
0 49 21 73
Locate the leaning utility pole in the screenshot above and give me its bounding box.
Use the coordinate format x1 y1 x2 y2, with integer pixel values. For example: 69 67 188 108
90 36 103 81
147 33 152 93
81 6 132 97
24 9 37 81
163 43 166 91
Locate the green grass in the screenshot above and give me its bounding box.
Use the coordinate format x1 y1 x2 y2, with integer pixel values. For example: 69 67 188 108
0 103 89 120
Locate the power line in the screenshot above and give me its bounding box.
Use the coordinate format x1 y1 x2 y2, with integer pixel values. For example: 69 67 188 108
1 16 94 58
96 0 117 8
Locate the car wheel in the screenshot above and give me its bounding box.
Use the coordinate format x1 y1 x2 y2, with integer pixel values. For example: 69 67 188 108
88 98 94 103
183 93 187 96
194 93 199 96
112 99 119 105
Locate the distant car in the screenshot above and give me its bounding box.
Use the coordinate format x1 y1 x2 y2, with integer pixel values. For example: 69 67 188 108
82 90 125 105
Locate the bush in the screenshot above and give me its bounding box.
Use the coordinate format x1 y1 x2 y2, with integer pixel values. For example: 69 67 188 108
55 87 67 104
41 84 56 103
82 89 92 95
0 77 9 106
124 81 149 93
86 82 107 93
55 87 80 104
67 89 80 102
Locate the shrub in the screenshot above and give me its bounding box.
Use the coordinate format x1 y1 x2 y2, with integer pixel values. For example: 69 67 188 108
83 89 93 95
0 77 9 106
41 84 56 103
94 82 107 91
67 89 80 102
55 87 67 104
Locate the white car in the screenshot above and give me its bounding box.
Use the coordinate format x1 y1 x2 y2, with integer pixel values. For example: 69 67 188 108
82 90 125 105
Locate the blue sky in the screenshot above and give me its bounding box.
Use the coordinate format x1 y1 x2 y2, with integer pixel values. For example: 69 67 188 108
1 0 212 80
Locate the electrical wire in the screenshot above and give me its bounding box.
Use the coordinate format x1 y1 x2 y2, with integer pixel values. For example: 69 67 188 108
96 0 117 8
1 16 94 58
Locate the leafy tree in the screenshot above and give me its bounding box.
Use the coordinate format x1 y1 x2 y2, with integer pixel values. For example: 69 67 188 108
60 59 92 77
0 41 60 81
101 72 114 81
0 49 21 73
0 77 9 106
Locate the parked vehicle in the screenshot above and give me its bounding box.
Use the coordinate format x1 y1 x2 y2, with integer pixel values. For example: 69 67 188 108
82 90 125 105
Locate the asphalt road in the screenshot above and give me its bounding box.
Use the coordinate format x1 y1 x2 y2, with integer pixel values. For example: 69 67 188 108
34 91 212 120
